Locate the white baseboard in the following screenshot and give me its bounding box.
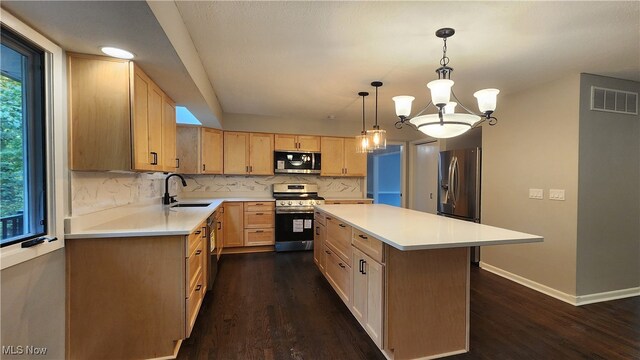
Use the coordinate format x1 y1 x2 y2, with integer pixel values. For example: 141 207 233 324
479 262 640 306
575 286 640 305
479 262 577 305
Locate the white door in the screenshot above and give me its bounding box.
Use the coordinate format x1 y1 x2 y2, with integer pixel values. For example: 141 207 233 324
410 141 439 214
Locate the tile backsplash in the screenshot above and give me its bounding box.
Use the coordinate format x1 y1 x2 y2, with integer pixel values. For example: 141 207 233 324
71 172 363 215
180 174 363 199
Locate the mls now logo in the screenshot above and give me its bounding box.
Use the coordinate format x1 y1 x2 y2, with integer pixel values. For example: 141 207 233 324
2 345 48 356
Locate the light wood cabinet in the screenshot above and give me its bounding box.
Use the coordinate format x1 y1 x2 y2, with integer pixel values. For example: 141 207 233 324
214 208 224 259
223 202 244 247
325 216 352 264
176 125 201 174
202 128 223 174
275 134 321 152
244 201 274 246
224 132 274 175
68 53 176 172
314 218 327 273
162 96 177 172
324 244 352 305
320 137 366 177
351 246 384 348
66 223 210 359
176 126 223 174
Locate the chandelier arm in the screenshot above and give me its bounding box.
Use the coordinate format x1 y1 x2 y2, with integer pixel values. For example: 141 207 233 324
413 100 436 118
450 89 481 117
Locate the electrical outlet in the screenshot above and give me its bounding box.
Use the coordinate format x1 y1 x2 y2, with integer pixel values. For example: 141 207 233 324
529 188 543 200
549 189 565 201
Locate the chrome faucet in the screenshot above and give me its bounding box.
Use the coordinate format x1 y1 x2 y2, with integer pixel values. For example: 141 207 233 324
163 174 187 205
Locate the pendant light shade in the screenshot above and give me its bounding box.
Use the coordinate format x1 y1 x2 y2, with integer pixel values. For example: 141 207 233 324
366 81 386 150
356 91 371 153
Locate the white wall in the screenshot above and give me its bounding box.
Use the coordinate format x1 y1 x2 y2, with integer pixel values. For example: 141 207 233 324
481 73 581 298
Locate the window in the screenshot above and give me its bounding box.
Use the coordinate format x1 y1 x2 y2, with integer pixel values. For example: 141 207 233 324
1 26 47 247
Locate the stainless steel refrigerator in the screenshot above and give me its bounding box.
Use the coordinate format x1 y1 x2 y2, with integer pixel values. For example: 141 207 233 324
438 147 481 262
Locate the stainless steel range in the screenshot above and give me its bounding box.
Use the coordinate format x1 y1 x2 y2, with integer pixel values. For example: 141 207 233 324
273 183 325 252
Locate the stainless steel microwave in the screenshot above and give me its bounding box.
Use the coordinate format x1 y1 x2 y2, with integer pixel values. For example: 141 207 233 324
274 151 321 174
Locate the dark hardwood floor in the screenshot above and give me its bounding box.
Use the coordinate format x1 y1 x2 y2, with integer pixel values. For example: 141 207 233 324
178 252 640 360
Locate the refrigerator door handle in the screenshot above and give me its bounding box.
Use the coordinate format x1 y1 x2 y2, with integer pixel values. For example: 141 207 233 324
451 156 459 208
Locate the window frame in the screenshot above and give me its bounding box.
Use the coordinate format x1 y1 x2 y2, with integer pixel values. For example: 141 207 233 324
1 8 66 269
1 26 48 247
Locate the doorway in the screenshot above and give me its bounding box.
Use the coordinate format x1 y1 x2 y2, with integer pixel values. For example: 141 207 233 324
366 144 405 207
409 141 439 214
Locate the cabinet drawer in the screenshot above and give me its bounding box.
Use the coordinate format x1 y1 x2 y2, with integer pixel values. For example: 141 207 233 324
352 228 384 264
314 211 326 226
324 244 351 305
187 242 204 297
244 211 274 228
326 217 352 263
186 270 204 337
244 228 275 246
188 223 206 257
244 201 274 212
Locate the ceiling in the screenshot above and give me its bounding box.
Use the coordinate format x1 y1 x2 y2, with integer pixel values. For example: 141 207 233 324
2 1 639 131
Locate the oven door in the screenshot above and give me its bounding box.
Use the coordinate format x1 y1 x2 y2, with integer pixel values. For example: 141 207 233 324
274 151 320 174
275 211 314 251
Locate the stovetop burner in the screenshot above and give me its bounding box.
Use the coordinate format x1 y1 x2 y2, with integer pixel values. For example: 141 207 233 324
273 183 325 209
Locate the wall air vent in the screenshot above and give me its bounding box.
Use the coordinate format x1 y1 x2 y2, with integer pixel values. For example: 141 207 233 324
591 86 638 115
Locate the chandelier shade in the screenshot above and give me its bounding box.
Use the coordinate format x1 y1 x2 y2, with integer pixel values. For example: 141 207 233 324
473 88 500 113
392 96 415 118
410 113 480 138
427 79 454 105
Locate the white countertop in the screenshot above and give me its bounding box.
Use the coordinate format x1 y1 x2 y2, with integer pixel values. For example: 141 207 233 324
65 198 274 239
314 204 543 251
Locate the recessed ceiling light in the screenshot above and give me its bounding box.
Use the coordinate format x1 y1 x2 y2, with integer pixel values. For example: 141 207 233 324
100 46 135 59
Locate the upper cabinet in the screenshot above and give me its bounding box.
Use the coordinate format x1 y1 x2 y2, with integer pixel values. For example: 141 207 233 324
274 134 321 152
68 53 176 172
176 125 223 174
224 132 274 175
201 128 223 174
320 137 366 177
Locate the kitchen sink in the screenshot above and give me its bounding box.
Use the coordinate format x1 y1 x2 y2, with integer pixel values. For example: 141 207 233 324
171 203 211 208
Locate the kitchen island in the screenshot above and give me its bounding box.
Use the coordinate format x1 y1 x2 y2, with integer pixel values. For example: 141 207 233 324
313 204 543 360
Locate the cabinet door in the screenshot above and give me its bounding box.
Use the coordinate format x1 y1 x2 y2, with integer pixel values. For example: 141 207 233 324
224 132 250 174
351 247 367 325
147 83 164 172
320 137 345 176
132 68 151 171
244 229 275 246
364 255 384 348
68 54 131 171
344 138 367 176
162 95 177 172
176 125 201 174
314 222 326 273
249 133 274 175
324 244 352 305
202 128 223 174
223 202 244 247
297 135 321 152
274 134 297 151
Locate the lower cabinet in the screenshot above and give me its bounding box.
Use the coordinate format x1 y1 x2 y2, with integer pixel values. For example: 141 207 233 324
223 201 275 251
323 244 352 305
313 214 326 273
66 222 210 360
351 246 384 348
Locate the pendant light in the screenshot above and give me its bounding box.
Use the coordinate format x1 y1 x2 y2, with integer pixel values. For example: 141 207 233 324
392 28 499 139
355 91 371 153
367 81 387 150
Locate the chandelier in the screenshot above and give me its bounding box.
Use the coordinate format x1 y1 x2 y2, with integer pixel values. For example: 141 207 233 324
392 28 499 139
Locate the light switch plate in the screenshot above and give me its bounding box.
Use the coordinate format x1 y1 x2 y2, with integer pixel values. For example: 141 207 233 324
529 188 543 199
549 189 565 201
